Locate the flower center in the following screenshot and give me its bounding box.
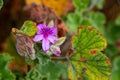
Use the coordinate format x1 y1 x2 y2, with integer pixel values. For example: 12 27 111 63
41 27 53 38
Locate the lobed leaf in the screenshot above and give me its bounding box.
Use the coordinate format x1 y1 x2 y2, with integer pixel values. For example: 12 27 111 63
110 57 120 80
25 68 42 80
66 13 80 33
36 61 68 80
72 26 107 53
0 54 15 80
69 27 111 80
94 0 105 9
73 0 90 12
88 12 106 35
69 51 111 80
26 61 67 80
20 21 38 36
34 43 50 65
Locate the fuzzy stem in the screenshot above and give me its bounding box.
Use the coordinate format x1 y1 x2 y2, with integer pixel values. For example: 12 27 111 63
51 57 69 61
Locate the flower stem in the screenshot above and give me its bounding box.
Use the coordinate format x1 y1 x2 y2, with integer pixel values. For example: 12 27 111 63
51 57 69 61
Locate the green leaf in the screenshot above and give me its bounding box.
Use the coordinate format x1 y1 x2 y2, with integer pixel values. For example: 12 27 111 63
89 12 106 35
72 26 106 53
20 20 38 36
25 58 39 65
25 68 42 80
105 22 120 44
26 60 67 80
89 12 106 25
37 51 50 65
36 61 68 80
0 0 3 9
69 27 111 80
90 0 105 9
66 13 80 33
113 57 120 71
65 11 106 34
0 53 15 80
110 57 120 80
69 51 111 80
34 43 50 65
73 0 90 12
104 44 118 58
80 17 91 26
110 70 120 80
68 65 77 80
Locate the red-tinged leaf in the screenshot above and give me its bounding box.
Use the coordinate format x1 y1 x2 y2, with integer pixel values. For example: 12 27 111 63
16 34 36 60
12 28 36 60
68 26 111 80
72 26 107 54
67 48 74 57
90 50 97 54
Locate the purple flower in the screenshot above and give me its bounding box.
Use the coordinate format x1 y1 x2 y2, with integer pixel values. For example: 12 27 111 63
33 24 58 52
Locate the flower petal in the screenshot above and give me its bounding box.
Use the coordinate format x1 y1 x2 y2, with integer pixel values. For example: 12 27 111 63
33 35 43 42
37 24 46 30
50 45 61 56
55 51 61 56
51 27 57 35
42 39 50 52
48 35 58 44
